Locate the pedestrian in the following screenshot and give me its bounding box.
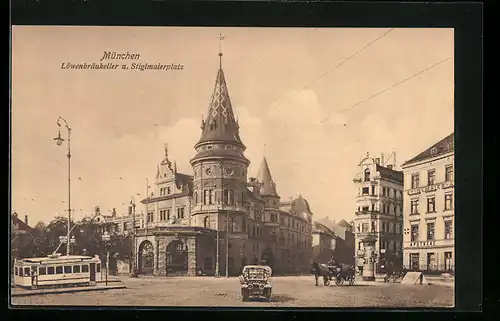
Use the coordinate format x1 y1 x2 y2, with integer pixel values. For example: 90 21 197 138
30 268 37 289
357 257 365 275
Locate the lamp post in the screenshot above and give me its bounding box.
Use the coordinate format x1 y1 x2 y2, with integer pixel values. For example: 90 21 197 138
102 231 111 286
215 207 220 278
130 196 137 276
53 116 72 256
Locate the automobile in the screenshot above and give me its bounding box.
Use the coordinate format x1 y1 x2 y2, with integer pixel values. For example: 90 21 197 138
239 265 272 302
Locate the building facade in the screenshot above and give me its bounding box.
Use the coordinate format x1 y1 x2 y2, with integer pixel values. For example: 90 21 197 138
131 52 313 276
352 154 404 267
401 133 454 272
314 217 355 265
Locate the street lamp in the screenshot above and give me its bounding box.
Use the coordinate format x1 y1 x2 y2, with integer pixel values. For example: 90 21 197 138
130 196 138 276
53 116 72 256
102 231 111 286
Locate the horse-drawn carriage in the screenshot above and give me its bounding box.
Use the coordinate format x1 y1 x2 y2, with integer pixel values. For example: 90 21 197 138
312 262 356 286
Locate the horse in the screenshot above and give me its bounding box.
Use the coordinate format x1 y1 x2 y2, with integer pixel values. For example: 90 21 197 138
311 261 333 286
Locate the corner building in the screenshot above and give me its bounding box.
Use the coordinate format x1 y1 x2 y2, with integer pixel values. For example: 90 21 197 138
134 54 312 276
352 154 404 267
401 133 454 272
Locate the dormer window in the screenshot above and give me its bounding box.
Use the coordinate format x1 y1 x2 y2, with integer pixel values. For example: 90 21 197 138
364 168 370 182
430 148 438 156
448 142 454 150
210 120 217 130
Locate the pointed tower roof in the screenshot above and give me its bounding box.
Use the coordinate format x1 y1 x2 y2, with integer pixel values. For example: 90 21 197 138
257 156 279 197
195 51 244 148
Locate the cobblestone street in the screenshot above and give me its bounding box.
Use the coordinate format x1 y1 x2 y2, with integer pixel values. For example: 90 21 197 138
11 276 454 308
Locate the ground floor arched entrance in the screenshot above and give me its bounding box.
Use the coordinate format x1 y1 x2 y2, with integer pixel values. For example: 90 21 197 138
166 240 188 274
138 240 154 275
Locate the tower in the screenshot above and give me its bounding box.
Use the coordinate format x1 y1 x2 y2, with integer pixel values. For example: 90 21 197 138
190 44 250 238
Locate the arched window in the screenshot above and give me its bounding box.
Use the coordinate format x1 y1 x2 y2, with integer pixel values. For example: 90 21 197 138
364 168 371 182
203 216 210 229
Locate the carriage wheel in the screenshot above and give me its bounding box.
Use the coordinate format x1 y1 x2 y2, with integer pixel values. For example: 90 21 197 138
349 277 355 286
323 277 330 286
335 277 343 286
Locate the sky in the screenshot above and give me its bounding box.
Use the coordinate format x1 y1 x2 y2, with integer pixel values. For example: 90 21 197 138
11 27 454 225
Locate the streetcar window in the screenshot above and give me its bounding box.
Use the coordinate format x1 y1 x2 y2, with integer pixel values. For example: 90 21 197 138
73 265 81 273
24 267 31 275
82 265 89 273
47 266 55 274
56 266 63 274
19 268 23 276
64 266 72 273
39 267 47 275
96 263 101 273
14 267 18 276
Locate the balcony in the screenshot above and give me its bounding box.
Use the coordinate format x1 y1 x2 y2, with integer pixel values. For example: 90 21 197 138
355 194 378 201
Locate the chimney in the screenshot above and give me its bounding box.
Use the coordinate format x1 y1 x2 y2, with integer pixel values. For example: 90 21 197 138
112 208 117 217
24 215 28 225
381 153 385 166
374 158 380 165
128 206 133 215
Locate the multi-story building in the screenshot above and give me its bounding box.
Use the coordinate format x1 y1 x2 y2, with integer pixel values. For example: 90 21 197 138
311 221 336 263
352 153 404 267
315 217 355 265
132 51 313 276
402 133 454 272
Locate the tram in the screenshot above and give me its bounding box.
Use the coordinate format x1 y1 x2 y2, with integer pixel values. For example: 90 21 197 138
13 254 102 289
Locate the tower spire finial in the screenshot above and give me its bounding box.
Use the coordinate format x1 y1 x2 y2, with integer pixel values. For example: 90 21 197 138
218 33 225 69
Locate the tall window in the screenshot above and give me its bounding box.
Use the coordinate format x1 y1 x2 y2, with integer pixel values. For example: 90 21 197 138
203 216 210 229
426 222 435 240
147 212 154 223
427 169 436 185
444 220 453 239
177 207 185 219
160 210 166 221
167 187 171 194
167 209 171 220
411 224 419 242
427 197 436 213
362 206 369 212
445 165 454 182
371 186 376 195
411 173 420 189
445 193 453 210
362 223 369 232
204 190 209 205
411 199 419 215
362 187 369 195
223 189 234 205
210 190 215 204
364 168 370 182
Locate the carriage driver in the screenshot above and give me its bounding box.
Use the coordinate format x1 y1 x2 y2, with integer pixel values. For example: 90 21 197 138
327 256 338 273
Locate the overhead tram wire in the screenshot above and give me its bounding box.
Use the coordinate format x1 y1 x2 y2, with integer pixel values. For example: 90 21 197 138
270 28 396 110
334 56 452 115
299 28 396 92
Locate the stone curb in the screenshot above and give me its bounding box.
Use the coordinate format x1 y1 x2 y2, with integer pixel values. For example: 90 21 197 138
11 284 126 297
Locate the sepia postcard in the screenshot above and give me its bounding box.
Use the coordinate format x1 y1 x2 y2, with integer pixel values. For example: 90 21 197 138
10 26 455 308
